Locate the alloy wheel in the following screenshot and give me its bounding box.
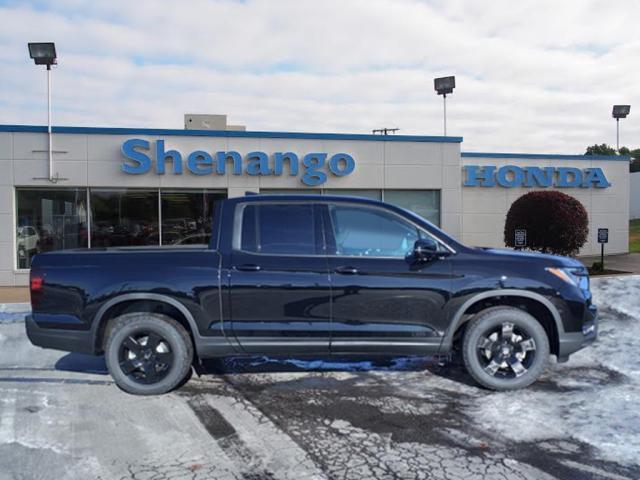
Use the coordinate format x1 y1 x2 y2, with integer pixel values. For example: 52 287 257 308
476 321 537 378
118 331 174 384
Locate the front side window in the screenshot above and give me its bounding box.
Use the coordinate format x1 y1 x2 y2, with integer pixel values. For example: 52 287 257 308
327 204 421 258
16 188 88 268
239 203 320 255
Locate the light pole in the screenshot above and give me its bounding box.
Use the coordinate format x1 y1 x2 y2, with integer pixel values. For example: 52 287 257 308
612 105 630 151
28 42 58 182
434 76 455 136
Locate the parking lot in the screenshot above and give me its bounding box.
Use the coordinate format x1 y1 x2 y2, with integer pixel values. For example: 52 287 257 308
1 276 639 480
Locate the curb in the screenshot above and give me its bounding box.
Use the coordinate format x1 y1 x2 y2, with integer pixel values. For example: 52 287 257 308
591 274 640 280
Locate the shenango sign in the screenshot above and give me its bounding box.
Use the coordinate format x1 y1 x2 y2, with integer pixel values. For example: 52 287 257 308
121 138 356 186
463 165 611 188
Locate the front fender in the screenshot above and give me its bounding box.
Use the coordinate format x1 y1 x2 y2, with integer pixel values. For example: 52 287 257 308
439 289 564 352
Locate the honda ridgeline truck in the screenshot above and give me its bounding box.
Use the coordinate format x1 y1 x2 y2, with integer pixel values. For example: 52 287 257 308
26 194 597 395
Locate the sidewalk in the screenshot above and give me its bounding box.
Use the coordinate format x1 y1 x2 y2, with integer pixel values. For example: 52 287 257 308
0 287 29 304
579 253 640 275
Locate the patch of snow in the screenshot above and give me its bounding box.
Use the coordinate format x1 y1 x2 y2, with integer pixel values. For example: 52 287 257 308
0 303 31 314
0 303 30 324
235 355 432 372
467 275 640 466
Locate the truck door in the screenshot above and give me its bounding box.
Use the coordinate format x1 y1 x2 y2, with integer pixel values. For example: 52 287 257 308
322 202 452 355
227 201 331 354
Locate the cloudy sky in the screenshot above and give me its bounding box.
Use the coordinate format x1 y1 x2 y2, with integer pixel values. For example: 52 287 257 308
0 0 638 153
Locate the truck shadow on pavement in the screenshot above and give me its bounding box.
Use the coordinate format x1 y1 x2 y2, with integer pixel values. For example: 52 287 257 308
54 353 108 375
51 352 482 387
200 354 480 387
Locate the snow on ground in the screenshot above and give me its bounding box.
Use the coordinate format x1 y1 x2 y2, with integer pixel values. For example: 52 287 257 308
0 303 30 324
468 275 640 466
1 275 639 478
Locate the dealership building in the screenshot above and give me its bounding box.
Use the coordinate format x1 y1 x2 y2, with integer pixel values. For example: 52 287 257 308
0 119 630 287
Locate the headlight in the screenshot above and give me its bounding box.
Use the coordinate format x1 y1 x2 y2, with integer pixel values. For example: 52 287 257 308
546 267 590 294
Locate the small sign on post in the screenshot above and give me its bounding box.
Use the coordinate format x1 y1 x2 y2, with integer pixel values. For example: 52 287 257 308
597 228 609 270
514 229 527 248
597 228 609 244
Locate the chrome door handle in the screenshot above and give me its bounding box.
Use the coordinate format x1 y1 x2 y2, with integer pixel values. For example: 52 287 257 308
235 264 262 272
335 266 359 275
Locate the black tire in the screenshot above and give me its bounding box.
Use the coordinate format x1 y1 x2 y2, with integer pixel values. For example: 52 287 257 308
462 306 549 390
105 313 194 395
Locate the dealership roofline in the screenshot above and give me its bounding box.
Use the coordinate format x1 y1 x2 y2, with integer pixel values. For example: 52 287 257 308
1 125 630 160
0 124 463 143
462 151 630 161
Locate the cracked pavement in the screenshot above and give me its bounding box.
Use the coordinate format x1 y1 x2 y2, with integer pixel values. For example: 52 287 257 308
0 276 639 479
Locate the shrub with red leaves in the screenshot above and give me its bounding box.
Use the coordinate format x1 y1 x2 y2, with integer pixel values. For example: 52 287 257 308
504 191 588 256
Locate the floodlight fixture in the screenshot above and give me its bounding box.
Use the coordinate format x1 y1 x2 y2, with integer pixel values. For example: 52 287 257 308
28 42 57 68
612 105 630 119
434 76 455 96
612 105 631 150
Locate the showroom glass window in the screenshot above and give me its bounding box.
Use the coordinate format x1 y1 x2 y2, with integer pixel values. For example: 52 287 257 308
383 190 441 226
327 204 420 257
240 203 320 255
161 190 226 245
90 189 159 247
324 189 382 201
259 189 321 195
15 188 88 269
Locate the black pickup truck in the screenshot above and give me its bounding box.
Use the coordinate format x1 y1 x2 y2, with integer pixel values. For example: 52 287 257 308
26 194 597 395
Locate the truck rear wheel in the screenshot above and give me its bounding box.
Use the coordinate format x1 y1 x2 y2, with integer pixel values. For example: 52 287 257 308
462 306 549 390
105 313 193 395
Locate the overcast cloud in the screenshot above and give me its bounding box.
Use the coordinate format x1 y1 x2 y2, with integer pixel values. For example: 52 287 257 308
0 0 638 153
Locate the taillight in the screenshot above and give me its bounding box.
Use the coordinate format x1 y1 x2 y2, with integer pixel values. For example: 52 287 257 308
30 275 44 292
30 271 44 306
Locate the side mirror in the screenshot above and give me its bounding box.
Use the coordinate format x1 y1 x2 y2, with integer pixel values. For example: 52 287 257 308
413 237 439 261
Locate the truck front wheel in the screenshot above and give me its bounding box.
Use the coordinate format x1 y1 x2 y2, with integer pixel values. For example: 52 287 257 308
105 313 194 395
462 306 550 390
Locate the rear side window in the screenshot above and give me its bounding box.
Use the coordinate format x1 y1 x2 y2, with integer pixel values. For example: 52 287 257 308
327 204 421 257
239 203 321 255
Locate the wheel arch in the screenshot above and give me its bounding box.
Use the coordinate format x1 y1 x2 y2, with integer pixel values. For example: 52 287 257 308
443 289 563 356
92 293 201 354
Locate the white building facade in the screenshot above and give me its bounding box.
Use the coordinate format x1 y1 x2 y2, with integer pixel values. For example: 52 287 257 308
630 171 640 220
0 125 629 286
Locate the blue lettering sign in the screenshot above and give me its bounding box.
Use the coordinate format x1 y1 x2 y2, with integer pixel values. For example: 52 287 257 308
329 153 356 176
273 152 299 176
301 153 328 186
246 151 271 176
523 167 554 187
463 165 610 188
121 139 152 174
582 168 611 188
556 167 583 187
121 139 355 186
496 165 524 187
187 151 213 175
155 140 182 175
463 165 496 187
216 151 243 175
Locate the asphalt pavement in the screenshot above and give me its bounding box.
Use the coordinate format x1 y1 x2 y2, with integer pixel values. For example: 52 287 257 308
0 276 639 480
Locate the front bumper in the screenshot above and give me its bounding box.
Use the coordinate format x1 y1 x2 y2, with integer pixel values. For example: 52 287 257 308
557 304 598 361
25 314 96 355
